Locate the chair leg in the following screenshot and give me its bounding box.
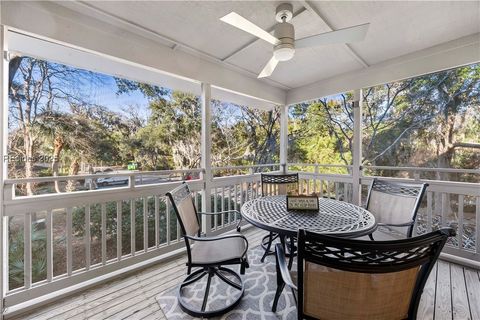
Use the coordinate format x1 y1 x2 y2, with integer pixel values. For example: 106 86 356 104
201 271 214 312
261 232 274 262
240 258 249 274
287 236 295 269
272 282 285 312
215 269 242 290
272 248 286 312
178 266 245 317
180 269 207 288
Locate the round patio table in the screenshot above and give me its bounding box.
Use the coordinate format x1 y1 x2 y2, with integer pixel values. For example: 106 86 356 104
241 195 377 239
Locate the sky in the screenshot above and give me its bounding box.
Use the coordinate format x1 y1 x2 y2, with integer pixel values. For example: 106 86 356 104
87 75 150 113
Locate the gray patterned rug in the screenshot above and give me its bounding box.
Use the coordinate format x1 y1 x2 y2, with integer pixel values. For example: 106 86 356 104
156 246 297 319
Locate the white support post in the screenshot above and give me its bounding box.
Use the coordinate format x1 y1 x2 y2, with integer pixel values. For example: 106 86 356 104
279 104 288 173
352 89 362 205
0 23 8 320
200 83 212 236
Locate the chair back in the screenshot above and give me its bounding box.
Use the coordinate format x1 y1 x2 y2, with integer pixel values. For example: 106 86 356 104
296 228 454 320
366 179 428 237
261 173 299 196
166 183 200 238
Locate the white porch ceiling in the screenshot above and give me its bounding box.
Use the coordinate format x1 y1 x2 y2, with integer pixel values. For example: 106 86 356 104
69 0 480 89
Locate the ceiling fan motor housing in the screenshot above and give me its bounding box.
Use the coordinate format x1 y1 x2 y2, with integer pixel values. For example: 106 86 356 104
274 22 295 61
275 3 293 22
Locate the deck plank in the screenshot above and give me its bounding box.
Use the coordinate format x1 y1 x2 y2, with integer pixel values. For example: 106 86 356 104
84 228 264 320
451 264 471 320
418 263 437 320
434 260 452 320
465 268 480 320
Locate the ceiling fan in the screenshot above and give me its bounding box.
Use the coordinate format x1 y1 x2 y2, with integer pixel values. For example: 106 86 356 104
220 3 369 78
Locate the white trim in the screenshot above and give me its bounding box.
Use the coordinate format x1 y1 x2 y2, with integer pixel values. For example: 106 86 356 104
351 89 362 205
201 83 213 235
279 105 288 172
287 33 480 104
0 24 8 320
440 253 480 270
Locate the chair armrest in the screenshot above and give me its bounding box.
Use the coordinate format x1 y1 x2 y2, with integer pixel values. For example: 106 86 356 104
198 210 243 230
275 243 297 291
198 210 240 216
185 233 249 258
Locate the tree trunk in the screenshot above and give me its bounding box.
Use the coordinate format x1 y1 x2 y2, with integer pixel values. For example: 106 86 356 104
23 128 34 196
52 135 64 193
66 159 80 192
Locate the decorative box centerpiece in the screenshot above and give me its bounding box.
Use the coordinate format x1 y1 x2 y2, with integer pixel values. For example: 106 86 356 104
286 194 319 211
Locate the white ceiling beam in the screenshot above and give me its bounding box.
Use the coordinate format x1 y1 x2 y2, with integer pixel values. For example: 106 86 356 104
58 1 290 91
287 33 480 105
221 7 307 62
300 0 369 68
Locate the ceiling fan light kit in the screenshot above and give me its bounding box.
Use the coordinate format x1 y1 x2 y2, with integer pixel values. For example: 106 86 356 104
220 2 369 78
274 22 295 61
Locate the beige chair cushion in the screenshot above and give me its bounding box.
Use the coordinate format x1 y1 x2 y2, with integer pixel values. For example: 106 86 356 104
176 198 200 236
357 226 407 241
369 191 417 225
301 262 419 320
191 233 246 264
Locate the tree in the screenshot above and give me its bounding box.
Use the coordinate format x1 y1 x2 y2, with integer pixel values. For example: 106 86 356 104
212 101 281 167
38 109 118 192
289 63 480 176
405 65 480 177
8 57 100 193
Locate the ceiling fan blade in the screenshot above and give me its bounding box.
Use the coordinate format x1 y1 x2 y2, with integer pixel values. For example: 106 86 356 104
220 12 279 45
258 56 279 78
295 23 369 49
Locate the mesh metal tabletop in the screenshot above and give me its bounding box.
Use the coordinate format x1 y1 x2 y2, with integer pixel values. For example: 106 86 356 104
241 196 376 238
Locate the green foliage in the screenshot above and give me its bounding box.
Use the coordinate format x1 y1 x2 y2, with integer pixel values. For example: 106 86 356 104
289 63 480 175
9 220 47 289
289 96 353 173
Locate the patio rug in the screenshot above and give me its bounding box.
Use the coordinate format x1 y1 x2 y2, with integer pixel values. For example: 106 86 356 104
156 246 297 319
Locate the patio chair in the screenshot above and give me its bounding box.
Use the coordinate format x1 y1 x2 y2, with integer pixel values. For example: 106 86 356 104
272 228 455 320
260 172 299 262
166 182 249 317
365 179 428 240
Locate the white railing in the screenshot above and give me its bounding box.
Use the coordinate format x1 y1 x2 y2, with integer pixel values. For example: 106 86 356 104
1 164 281 311
2 169 205 308
362 166 480 262
293 164 480 263
210 164 282 231
1 163 479 313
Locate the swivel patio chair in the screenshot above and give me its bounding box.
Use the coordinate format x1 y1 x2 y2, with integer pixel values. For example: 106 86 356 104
365 178 428 240
166 182 249 317
272 228 455 320
260 172 299 262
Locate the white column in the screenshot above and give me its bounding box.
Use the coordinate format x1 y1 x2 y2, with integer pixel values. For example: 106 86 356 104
279 104 288 173
200 82 212 235
352 89 362 205
0 23 8 319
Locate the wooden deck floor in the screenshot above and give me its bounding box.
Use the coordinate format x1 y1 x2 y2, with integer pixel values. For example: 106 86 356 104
11 228 480 320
